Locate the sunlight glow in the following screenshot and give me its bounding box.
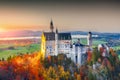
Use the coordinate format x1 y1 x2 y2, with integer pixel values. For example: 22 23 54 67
0 28 6 32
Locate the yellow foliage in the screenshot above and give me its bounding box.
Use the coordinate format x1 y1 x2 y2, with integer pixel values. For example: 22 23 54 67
77 74 81 80
43 65 70 80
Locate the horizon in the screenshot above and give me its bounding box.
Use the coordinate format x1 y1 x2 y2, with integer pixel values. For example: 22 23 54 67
0 29 120 34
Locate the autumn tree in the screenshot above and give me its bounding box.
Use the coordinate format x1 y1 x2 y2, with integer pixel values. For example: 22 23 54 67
88 70 96 80
92 47 100 64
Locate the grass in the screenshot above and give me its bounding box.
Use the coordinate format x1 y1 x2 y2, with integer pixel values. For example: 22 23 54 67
72 38 87 44
0 43 40 60
0 44 13 48
112 46 120 51
72 39 107 47
92 40 107 48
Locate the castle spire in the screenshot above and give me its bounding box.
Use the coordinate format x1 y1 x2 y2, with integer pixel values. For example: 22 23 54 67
56 28 58 34
50 19 54 32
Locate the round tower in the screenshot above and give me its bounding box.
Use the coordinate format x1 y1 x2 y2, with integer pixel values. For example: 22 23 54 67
87 32 92 47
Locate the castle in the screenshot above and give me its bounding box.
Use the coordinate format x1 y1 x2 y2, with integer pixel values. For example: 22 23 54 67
41 20 92 67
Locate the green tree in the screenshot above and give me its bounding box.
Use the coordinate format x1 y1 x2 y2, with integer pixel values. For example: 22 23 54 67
92 47 100 63
7 56 12 61
88 70 97 80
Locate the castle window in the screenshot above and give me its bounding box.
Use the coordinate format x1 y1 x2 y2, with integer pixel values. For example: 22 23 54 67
70 44 73 48
76 56 77 64
64 36 65 40
65 44 67 48
48 36 50 40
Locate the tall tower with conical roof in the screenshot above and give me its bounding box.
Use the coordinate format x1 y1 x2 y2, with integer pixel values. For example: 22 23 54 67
50 20 54 32
87 32 92 47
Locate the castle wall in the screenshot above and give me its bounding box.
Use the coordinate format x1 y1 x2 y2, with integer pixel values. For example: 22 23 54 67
41 34 46 59
46 41 55 56
70 45 88 67
58 40 71 54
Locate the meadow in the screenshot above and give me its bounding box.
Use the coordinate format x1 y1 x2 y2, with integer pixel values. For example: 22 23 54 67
72 38 107 47
0 39 40 60
0 43 40 60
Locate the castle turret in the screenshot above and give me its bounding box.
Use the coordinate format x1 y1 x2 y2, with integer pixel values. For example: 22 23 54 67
78 46 82 67
55 28 58 56
87 32 92 47
72 44 76 64
50 20 54 33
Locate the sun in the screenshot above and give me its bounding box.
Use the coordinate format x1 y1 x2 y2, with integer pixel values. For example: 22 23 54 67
0 24 9 32
0 28 6 32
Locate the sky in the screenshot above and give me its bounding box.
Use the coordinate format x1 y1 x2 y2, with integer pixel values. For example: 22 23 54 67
0 1 120 33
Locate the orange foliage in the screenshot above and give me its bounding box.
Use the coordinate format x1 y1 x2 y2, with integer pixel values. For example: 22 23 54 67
110 48 117 57
0 52 44 80
48 55 51 62
87 51 92 62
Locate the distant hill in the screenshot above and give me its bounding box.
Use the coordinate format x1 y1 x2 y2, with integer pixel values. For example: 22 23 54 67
0 30 120 40
63 31 120 40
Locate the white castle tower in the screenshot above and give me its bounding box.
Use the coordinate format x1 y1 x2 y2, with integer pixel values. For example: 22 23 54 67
55 28 58 56
77 46 82 67
72 44 76 64
87 32 92 47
